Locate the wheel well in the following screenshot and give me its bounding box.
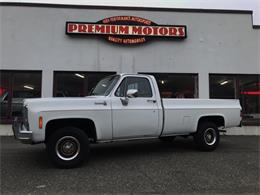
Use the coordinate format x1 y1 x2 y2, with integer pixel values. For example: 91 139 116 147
45 118 97 143
197 116 225 129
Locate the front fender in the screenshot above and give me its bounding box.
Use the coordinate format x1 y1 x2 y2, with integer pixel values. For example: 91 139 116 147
31 110 113 143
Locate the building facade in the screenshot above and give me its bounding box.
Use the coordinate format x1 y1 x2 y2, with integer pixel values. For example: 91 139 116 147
0 3 259 125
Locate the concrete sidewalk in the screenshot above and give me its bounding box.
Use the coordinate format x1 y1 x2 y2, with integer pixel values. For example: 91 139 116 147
1 124 260 136
1 125 14 136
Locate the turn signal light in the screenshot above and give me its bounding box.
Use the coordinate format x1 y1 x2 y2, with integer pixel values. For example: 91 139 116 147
39 116 43 129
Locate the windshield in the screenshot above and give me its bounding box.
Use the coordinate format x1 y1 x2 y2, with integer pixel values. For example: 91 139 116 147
89 75 120 96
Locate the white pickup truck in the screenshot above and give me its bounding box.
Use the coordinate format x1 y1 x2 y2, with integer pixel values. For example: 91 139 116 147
13 74 241 168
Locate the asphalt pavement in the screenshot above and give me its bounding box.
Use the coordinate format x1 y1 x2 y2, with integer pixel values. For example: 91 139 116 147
1 136 259 194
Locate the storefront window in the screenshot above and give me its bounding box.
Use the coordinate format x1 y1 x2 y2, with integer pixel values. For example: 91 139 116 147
210 74 260 126
53 71 116 97
209 75 236 99
0 71 42 123
140 73 198 98
238 76 260 125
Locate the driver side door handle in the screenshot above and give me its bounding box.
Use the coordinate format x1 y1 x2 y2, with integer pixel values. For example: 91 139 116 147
94 101 107 106
147 99 157 103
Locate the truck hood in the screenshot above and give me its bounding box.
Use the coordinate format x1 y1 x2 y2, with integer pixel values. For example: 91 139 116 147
24 96 109 112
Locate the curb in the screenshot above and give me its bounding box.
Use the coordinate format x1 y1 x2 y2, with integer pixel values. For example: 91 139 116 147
224 126 260 136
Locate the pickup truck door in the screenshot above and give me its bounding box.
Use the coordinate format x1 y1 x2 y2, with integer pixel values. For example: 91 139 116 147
111 76 160 139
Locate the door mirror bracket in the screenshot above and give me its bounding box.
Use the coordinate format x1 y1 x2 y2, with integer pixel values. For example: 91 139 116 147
120 89 138 106
120 97 129 106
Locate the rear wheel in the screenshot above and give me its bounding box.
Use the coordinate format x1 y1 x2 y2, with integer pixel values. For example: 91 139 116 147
194 122 219 151
46 127 89 168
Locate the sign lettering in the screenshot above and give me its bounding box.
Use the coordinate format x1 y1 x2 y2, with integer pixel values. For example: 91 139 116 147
66 16 187 45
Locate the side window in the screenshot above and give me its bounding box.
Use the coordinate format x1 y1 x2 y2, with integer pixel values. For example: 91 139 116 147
115 78 127 97
115 77 152 97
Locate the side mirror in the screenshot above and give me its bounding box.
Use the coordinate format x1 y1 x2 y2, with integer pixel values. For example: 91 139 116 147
120 89 138 106
126 89 138 98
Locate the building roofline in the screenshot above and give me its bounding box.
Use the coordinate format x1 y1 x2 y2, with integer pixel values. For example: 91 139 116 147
0 2 253 14
1 2 259 29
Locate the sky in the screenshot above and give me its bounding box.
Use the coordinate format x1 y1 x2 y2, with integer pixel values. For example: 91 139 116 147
1 0 259 25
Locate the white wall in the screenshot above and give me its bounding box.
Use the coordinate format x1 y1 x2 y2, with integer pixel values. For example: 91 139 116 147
1 5 259 98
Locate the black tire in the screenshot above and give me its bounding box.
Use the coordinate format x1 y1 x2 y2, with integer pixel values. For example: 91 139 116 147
159 136 176 143
46 127 89 168
194 122 219 151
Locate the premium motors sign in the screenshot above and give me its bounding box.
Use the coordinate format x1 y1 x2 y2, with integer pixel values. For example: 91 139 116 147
66 16 187 45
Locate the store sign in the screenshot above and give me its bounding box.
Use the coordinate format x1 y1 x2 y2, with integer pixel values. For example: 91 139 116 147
66 16 187 45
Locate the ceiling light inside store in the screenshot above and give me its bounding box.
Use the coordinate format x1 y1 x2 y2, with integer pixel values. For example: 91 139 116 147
75 73 85 79
24 85 34 90
161 80 165 84
220 81 228 85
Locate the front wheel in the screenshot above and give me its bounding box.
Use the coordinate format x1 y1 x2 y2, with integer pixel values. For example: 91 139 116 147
46 127 89 168
194 122 219 151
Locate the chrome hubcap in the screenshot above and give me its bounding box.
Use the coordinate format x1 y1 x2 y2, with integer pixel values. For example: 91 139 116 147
204 128 217 145
55 136 80 161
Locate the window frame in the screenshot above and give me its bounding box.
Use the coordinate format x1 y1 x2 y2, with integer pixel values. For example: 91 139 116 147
113 75 154 98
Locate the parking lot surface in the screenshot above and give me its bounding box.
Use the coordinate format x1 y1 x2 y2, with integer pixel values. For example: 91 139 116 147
1 136 259 194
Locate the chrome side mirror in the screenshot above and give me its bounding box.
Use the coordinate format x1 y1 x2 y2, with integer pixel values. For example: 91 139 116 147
120 89 138 106
126 89 138 98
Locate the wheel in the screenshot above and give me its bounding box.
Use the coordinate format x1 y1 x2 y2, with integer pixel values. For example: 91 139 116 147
46 127 89 168
159 136 176 143
194 122 219 151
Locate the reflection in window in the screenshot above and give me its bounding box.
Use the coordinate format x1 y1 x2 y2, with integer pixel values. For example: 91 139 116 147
53 72 115 97
141 73 198 98
210 74 260 126
209 76 235 99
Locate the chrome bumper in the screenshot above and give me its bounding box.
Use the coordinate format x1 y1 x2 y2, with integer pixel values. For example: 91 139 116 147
12 117 32 144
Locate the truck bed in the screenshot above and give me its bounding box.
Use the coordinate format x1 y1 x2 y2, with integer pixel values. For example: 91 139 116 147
162 98 241 135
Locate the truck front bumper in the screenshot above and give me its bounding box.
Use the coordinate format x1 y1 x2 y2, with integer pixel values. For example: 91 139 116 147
12 117 32 144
